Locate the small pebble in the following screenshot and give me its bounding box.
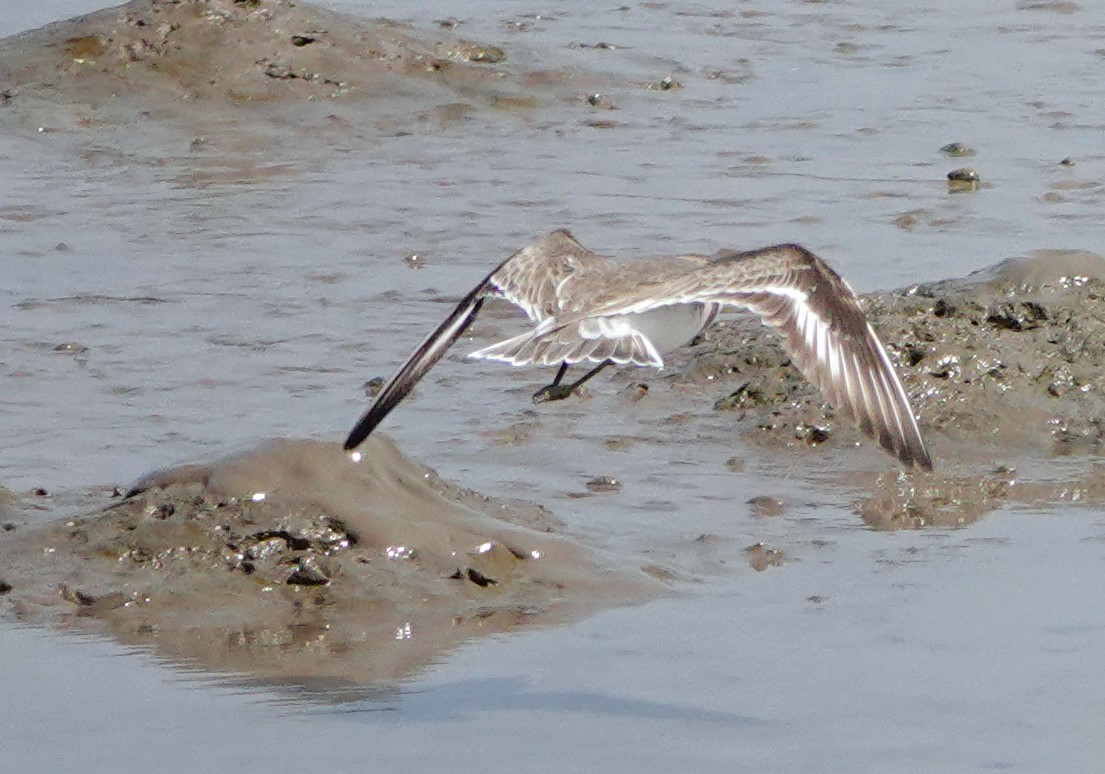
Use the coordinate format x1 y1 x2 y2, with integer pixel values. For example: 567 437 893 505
940 142 975 157
744 542 785 572
947 167 980 192
585 475 621 493
947 167 980 182
646 75 681 91
624 382 649 402
363 377 385 397
796 424 831 445
465 567 496 587
53 342 88 355
286 556 330 586
747 495 786 517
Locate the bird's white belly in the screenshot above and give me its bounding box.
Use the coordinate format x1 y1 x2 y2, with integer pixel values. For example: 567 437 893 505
613 304 712 355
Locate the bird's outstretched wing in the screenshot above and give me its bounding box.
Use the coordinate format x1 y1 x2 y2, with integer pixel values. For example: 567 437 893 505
531 244 932 470
343 230 603 450
484 229 606 321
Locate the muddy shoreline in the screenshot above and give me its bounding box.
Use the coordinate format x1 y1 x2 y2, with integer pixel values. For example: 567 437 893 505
5 0 1105 697
6 249 1105 693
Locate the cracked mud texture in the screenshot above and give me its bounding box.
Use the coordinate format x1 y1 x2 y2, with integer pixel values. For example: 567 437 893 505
0 438 659 698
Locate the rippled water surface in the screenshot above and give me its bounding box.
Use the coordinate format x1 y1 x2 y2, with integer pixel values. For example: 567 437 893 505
4 1 1105 771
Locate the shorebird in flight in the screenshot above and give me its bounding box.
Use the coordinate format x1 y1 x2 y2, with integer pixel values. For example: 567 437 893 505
344 230 932 470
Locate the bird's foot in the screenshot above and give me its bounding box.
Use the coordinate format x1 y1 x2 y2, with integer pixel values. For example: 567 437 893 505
532 383 576 404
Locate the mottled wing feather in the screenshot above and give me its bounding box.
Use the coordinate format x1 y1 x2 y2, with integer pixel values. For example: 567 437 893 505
540 244 932 470
485 229 606 321
470 254 715 368
469 319 662 368
346 233 932 470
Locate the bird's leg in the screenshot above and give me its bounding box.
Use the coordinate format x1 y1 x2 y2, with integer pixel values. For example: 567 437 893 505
532 360 611 403
532 362 572 403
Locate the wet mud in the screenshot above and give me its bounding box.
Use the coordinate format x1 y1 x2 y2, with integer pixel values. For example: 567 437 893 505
5 0 1105 702
0 0 602 173
0 0 576 115
7 252 1105 694
0 437 658 698
665 248 1105 528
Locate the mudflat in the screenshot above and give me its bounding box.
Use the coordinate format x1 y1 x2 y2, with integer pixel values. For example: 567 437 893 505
1 436 659 697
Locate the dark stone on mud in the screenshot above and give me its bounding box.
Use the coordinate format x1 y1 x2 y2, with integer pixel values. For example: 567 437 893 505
286 556 331 586
947 167 980 182
363 377 386 397
0 580 11 595
747 496 786 518
940 142 975 157
744 543 784 571
795 423 831 446
985 300 1049 330
947 167 981 191
465 568 497 587
585 476 621 493
725 457 746 473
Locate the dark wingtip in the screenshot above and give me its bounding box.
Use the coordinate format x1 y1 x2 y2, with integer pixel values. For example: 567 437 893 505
343 377 410 450
343 416 376 451
896 438 933 472
342 283 491 452
913 447 934 472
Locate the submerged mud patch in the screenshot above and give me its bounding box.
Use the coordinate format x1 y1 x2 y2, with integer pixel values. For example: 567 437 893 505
0 437 658 699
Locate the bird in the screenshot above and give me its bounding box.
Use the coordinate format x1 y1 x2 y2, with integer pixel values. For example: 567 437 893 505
344 229 932 470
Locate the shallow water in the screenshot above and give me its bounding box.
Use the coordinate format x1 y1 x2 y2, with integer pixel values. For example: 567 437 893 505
4 0 1105 770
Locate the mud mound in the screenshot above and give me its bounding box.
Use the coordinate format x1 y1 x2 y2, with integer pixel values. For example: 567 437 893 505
0 0 583 132
650 248 1105 528
0 436 658 699
685 248 1105 461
